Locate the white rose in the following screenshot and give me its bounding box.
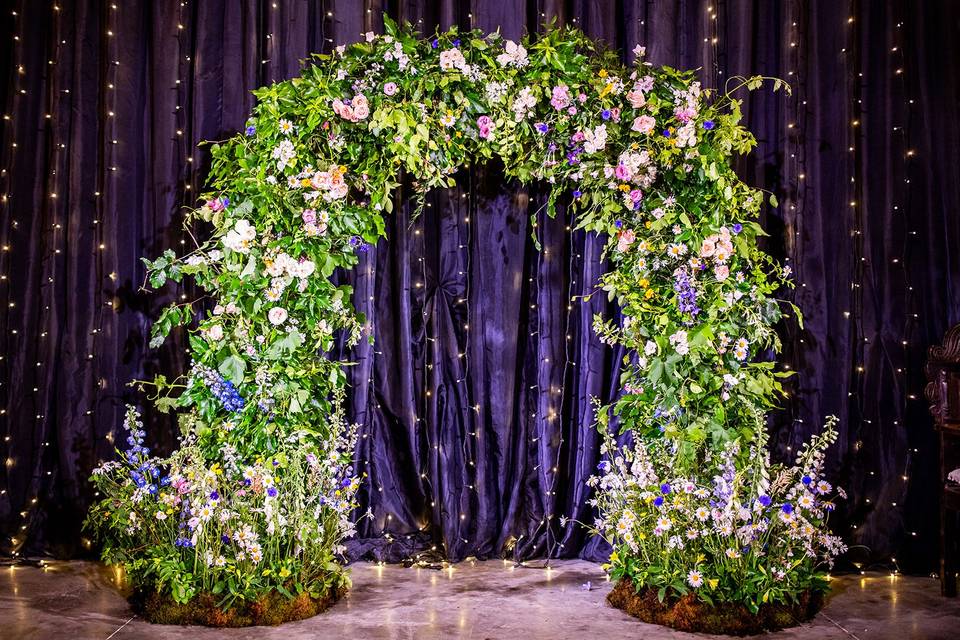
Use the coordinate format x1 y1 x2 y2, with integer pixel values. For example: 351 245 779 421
268 307 288 325
207 325 224 341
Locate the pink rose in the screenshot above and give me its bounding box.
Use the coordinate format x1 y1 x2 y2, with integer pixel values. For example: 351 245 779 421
615 164 631 181
632 115 656 134
700 237 717 258
383 82 398 96
714 264 730 281
629 189 643 203
478 124 492 139
626 89 646 109
616 229 636 252
477 115 492 128
302 209 316 224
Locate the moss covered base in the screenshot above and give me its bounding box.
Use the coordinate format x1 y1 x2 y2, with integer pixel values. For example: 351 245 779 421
607 580 824 636
131 585 346 627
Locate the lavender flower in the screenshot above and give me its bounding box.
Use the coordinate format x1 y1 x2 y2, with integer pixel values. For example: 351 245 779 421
673 268 700 317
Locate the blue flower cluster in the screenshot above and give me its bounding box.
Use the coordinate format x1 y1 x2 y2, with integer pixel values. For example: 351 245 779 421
673 269 700 318
196 365 246 413
121 407 163 494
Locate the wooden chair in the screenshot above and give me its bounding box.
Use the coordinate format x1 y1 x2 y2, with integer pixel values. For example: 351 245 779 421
925 324 960 596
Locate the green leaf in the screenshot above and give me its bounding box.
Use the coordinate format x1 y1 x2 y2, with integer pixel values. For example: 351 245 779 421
218 354 246 385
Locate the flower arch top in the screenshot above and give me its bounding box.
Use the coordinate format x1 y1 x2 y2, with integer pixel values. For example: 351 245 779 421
150 18 790 459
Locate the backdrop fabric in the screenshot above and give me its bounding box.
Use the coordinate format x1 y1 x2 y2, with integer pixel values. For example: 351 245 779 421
0 0 958 571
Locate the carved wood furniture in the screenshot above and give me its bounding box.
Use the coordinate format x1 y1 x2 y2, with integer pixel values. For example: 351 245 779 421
925 323 960 597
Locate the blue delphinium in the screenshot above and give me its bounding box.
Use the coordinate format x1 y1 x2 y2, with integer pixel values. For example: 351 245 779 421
195 365 246 413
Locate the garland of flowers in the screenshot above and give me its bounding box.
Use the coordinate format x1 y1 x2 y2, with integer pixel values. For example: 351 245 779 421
87 17 843 618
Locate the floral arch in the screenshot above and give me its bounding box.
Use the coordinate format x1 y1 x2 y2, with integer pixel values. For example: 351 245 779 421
88 18 844 630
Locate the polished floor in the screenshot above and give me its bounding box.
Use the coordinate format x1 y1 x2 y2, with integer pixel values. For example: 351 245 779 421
0 559 958 639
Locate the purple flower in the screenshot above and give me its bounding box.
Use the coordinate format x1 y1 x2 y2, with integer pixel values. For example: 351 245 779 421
702 120 715 130
653 496 664 507
431 39 439 49
601 109 611 120
221 535 230 544
572 190 582 198
209 491 220 501
802 475 812 485
267 487 278 497
732 223 743 234
673 269 700 317
614 219 623 229
660 483 672 494
452 38 461 47
781 503 794 514
662 129 672 138
245 124 256 136
758 495 771 507
535 122 549 134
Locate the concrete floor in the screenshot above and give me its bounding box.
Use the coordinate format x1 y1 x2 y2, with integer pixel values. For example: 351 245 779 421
0 559 958 639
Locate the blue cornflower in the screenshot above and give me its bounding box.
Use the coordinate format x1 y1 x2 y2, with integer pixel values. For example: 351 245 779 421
601 109 611 120
662 129 671 137
221 535 231 544
732 223 743 234
757 495 772 507
452 38 461 47
802 475 812 485
614 219 623 229
660 483 672 494
431 39 439 49
245 124 256 136
535 122 549 134
267 487 278 497
702 120 715 130
781 503 794 514
572 190 582 198
209 491 220 501
653 496 664 507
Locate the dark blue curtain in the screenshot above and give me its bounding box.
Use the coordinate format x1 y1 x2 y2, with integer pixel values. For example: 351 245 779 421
1 0 958 572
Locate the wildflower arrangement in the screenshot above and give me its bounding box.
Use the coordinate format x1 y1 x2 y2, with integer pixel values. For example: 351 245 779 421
85 16 839 626
589 415 846 615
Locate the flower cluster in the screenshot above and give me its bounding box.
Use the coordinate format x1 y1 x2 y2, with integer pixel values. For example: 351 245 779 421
87 406 360 604
589 417 846 610
193 364 245 413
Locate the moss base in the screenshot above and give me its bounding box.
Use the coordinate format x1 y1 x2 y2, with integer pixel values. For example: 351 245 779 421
131 585 346 627
607 580 824 636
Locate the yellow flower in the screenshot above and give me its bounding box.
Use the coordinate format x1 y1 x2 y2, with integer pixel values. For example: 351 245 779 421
609 551 619 563
300 178 311 187
598 69 608 78
644 289 654 300
618 184 631 192
645 221 652 229
279 567 291 579
637 532 647 540
639 278 649 288
708 578 719 589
